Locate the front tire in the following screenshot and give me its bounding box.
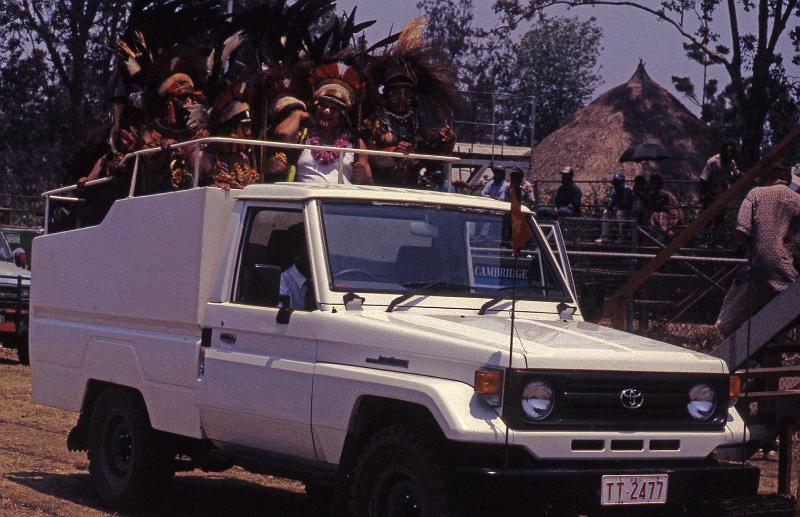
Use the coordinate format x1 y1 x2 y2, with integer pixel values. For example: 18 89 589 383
350 426 450 517
88 388 174 510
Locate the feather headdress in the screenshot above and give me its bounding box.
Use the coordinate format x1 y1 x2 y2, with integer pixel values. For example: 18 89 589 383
367 17 461 123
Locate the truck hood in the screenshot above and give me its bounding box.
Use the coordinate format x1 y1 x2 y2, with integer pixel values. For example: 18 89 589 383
0 260 30 284
356 311 725 374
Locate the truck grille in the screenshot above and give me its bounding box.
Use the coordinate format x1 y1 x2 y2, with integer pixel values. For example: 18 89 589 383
0 285 28 306
503 370 729 431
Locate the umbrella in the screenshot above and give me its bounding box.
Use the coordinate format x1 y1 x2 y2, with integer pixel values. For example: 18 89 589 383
619 143 670 163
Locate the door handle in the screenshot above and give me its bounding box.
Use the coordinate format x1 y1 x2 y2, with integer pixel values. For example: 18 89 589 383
220 332 237 344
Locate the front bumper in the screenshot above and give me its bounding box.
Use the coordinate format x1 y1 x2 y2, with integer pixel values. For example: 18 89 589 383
456 461 759 514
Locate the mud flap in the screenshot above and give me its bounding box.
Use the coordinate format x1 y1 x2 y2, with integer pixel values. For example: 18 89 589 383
67 412 90 452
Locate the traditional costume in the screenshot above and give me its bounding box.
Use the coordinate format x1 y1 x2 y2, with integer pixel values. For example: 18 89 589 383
363 18 460 187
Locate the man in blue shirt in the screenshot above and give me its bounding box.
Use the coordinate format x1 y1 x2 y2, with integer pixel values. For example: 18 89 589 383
595 171 633 244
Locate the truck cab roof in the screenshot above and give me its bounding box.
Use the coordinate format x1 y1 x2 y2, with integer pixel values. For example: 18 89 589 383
238 182 524 212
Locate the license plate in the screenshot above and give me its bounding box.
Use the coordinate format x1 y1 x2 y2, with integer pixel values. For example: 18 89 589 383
601 474 668 505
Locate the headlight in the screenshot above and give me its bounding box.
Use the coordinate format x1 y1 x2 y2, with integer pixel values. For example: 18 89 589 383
687 384 716 421
521 380 555 420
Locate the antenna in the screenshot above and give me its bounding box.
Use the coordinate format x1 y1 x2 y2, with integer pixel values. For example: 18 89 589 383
504 178 532 470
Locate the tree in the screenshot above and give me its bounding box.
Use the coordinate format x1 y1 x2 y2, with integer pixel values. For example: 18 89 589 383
417 0 603 145
493 0 800 166
3 1 130 142
508 14 603 144
0 1 130 201
416 0 477 73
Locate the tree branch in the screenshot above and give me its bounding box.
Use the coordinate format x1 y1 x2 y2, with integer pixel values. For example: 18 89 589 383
767 0 798 53
756 0 768 58
501 1 730 66
22 0 71 87
724 0 745 100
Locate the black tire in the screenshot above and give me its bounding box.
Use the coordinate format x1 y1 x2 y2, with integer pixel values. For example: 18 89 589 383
350 426 450 517
15 333 29 365
305 481 344 516
88 387 174 510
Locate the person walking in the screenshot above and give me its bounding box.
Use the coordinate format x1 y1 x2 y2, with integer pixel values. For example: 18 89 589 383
715 164 800 337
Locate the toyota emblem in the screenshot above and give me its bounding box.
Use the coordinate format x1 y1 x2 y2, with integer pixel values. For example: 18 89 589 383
620 388 644 409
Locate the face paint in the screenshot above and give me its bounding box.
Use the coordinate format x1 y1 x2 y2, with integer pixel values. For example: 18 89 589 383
385 86 414 114
314 100 343 131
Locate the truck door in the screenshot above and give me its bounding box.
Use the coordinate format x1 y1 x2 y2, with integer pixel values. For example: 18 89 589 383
198 205 317 460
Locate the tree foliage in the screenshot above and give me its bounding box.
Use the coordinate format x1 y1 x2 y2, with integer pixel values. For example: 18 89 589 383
493 0 800 166
0 0 130 197
417 0 603 145
510 14 603 143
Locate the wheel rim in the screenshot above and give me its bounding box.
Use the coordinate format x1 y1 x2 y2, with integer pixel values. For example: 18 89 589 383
375 473 421 517
104 415 133 478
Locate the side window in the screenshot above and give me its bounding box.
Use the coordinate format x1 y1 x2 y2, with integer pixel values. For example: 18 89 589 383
234 207 304 306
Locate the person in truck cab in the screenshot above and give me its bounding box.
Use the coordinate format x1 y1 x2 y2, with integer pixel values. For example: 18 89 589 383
279 223 316 310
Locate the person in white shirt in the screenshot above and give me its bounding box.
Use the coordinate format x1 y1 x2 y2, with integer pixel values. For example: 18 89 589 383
279 223 315 310
480 167 507 200
272 62 372 185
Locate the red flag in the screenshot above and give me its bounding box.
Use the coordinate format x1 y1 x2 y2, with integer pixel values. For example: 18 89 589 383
511 185 532 254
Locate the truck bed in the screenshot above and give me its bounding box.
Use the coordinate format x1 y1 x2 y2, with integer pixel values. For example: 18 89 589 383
32 188 238 331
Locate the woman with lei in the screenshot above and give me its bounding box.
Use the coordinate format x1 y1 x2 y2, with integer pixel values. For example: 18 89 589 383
272 62 372 184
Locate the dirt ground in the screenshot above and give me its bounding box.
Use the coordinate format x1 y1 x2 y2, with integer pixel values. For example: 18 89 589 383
0 345 795 516
0 346 310 517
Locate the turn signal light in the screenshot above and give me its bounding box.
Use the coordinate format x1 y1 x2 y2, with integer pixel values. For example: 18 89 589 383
475 368 504 407
729 375 742 399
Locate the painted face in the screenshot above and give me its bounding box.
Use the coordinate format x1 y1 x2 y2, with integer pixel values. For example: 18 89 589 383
165 82 198 128
314 99 343 131
384 85 414 114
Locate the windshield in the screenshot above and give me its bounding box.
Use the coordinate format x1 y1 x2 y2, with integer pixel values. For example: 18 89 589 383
320 202 569 301
0 233 12 262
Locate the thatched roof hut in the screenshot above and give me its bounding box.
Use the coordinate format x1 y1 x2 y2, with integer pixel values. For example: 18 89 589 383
529 63 718 192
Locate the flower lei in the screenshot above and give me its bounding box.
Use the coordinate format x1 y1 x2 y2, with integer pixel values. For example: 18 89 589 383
307 131 351 166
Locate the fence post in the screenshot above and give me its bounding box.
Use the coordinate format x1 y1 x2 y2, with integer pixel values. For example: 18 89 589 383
44 196 50 234
778 419 794 495
128 155 140 198
193 143 200 188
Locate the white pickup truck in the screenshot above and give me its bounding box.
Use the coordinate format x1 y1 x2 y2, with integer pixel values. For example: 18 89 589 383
0 230 30 363
31 182 766 516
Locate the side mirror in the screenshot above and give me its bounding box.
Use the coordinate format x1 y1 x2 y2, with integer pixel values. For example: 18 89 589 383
556 302 577 321
251 264 282 307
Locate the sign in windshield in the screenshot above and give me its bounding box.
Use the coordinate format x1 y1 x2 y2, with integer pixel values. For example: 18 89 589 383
320 202 568 302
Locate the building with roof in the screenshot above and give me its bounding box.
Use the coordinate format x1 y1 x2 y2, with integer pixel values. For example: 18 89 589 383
528 62 718 198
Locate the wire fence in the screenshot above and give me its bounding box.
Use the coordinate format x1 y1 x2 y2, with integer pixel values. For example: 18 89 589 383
548 216 744 327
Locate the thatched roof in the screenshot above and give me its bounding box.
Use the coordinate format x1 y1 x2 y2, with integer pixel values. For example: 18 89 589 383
529 62 718 186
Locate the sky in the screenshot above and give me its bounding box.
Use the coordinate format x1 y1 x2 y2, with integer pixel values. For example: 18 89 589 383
335 1 799 116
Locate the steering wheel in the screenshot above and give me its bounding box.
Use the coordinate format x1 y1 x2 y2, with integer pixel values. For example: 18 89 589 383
333 268 379 281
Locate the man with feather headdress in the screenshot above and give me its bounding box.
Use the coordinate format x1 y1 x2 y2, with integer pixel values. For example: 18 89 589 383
363 18 459 188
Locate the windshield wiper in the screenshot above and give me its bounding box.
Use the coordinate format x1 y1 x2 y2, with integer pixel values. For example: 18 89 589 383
477 286 518 315
386 281 468 313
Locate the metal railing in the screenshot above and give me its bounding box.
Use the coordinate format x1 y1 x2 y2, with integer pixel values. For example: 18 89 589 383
41 136 461 233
